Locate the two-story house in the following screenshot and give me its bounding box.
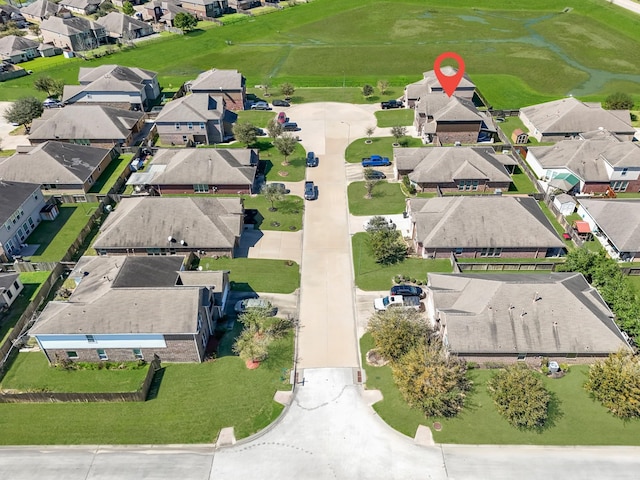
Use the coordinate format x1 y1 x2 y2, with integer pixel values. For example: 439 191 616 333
179 0 227 19
187 68 246 111
40 15 107 52
0 181 48 259
0 35 40 64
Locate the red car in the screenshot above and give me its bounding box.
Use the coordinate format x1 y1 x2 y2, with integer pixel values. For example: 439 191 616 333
277 112 287 124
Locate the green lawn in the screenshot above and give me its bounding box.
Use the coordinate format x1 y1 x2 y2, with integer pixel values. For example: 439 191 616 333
0 272 51 347
26 203 99 263
0 335 293 444
538 201 574 250
498 116 541 146
0 149 15 157
235 110 278 127
345 136 425 164
508 165 538 194
244 194 304 232
89 154 134 194
352 232 452 290
1 353 148 393
361 334 640 445
374 109 414 128
198 258 300 293
348 181 407 215
259 141 307 182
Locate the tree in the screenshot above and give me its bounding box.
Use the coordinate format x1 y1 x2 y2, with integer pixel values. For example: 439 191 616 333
174 12 198 32
362 84 374 98
29 24 41 40
377 80 389 95
487 364 551 429
3 97 43 133
266 118 283 139
365 126 375 140
273 133 297 165
33 76 64 98
364 215 396 233
369 228 406 265
363 168 378 182
122 1 135 15
585 349 640 419
94 1 117 18
232 121 257 147
367 309 434 363
364 177 379 199
280 82 295 100
391 125 407 143
603 92 634 111
261 183 286 211
232 324 269 363
392 342 472 417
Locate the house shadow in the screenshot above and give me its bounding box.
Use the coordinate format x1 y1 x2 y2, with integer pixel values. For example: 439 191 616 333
234 229 264 258
211 285 259 358
26 206 77 257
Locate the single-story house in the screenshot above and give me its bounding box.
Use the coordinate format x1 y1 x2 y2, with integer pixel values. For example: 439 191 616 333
186 68 246 111
0 141 117 197
408 196 566 259
519 97 635 142
126 148 258 195
526 130 640 194
28 105 145 148
144 0 189 26
0 273 24 310
93 196 244 257
20 0 59 23
228 0 260 12
0 35 39 64
553 193 576 216
0 4 26 26
155 93 236 146
29 255 230 363
0 181 46 259
394 146 514 193
404 66 476 108
425 272 631 365
576 199 640 262
413 93 491 145
40 15 108 52
99 12 154 41
179 0 227 19
64 64 161 110
57 0 102 15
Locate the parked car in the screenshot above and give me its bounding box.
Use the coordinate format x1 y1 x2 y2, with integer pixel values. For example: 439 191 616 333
251 101 271 110
304 181 318 200
234 298 277 316
268 182 290 194
364 170 386 180
43 98 63 108
373 295 422 311
277 112 288 124
361 155 391 167
381 99 404 109
254 127 266 136
272 99 290 107
390 284 424 298
306 151 318 167
282 122 299 131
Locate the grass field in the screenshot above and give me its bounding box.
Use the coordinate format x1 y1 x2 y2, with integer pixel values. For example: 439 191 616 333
89 154 134 194
361 334 640 445
348 181 407 215
244 194 304 231
0 335 293 444
352 232 452 290
3 1 640 109
199 257 300 293
375 109 414 128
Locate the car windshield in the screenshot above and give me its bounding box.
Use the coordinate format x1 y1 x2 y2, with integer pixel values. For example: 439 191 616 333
382 297 390 306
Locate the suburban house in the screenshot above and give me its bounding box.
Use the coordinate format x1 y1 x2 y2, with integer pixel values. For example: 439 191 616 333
144 0 190 26
29 255 231 363
179 0 228 19
64 65 161 110
40 15 108 52
394 146 515 193
0 142 117 197
519 97 635 142
228 0 260 12
93 196 244 257
425 272 631 365
0 4 26 26
155 93 236 146
20 0 59 23
404 66 476 108
0 273 24 310
126 148 258 195
575 199 640 262
28 105 145 148
0 35 39 64
57 0 102 15
187 68 246 111
99 12 155 42
0 181 47 260
526 130 640 194
407 196 566 259
413 93 491 145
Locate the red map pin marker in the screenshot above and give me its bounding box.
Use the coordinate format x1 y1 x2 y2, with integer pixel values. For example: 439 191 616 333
433 52 465 97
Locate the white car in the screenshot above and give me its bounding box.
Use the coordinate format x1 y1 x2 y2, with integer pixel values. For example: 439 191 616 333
234 298 277 316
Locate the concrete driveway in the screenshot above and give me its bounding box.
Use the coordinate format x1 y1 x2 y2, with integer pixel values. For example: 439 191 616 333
236 228 302 263
0 102 29 151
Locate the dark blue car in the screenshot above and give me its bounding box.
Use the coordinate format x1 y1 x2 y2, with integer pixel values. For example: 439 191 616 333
306 151 318 167
361 155 391 167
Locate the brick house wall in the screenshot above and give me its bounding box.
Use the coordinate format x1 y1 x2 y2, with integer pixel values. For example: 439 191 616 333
409 181 511 193
96 246 235 258
155 184 252 195
156 120 223 146
417 245 553 259
454 353 608 367
583 180 640 194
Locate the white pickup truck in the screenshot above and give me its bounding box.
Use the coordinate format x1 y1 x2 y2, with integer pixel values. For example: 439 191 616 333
374 295 422 311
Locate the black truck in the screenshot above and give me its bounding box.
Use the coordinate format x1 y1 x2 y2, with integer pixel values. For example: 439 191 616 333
381 99 404 109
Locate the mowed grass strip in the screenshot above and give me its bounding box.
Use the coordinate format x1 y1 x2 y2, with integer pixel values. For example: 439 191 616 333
199 258 300 293
352 232 452 290
348 181 406 216
244 195 304 232
374 109 414 128
0 336 293 444
89 154 134 194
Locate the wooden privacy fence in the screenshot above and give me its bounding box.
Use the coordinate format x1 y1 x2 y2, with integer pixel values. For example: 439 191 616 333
456 262 558 272
0 355 162 403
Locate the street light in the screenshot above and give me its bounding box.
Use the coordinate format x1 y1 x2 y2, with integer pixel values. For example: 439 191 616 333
341 121 351 146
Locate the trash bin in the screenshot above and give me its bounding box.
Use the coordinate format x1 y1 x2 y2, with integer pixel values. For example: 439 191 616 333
548 361 560 373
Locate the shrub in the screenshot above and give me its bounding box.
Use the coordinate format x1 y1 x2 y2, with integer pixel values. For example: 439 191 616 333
367 309 434 364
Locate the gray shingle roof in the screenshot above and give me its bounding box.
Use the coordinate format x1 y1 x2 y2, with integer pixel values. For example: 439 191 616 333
155 93 224 123
20 0 58 19
578 199 640 253
93 196 243 250
0 272 19 293
0 142 112 186
415 93 482 122
409 196 565 249
0 181 40 223
40 15 104 36
395 146 511 184
428 272 629 355
405 66 475 100
78 64 156 84
0 35 39 58
189 68 245 91
99 12 152 37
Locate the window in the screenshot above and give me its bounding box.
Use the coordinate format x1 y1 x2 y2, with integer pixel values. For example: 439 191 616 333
86 335 96 343
611 180 629 192
621 168 628 176
182 135 187 142
146 248 161 255
455 248 463 254
28 217 34 227
66 351 79 359
6 290 13 299
73 195 87 202
458 180 479 191
517 353 526 361
193 184 209 193
97 349 108 360
33 193 39 201
480 247 502 257
188 123 193 130
13 281 19 290
200 123 205 129
175 123 180 129
133 349 144 360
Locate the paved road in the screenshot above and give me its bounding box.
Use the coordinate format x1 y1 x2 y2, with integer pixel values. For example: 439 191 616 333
611 0 640 15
